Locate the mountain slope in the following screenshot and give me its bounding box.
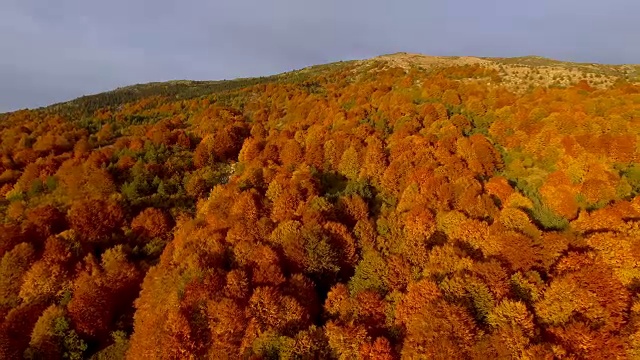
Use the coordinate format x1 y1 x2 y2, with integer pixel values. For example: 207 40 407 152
5 52 637 118
44 60 358 117
1 54 640 359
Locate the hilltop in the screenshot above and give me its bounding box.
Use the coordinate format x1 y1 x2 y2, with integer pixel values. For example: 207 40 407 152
4 53 637 117
371 52 640 91
1 53 640 359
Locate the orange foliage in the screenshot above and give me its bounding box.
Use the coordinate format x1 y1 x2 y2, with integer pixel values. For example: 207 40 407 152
131 207 173 239
67 199 125 242
1 59 639 359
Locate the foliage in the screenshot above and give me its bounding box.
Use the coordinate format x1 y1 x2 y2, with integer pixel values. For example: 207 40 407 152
1 56 640 359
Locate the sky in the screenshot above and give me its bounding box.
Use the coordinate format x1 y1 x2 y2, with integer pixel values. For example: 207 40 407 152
1 0 638 113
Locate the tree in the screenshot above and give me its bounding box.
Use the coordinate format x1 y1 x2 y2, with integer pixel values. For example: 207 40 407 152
0 299 49 357
484 300 535 357
67 199 125 243
442 89 462 106
207 298 247 356
68 248 141 343
248 286 310 334
26 306 88 359
27 305 67 359
18 260 69 304
0 243 35 310
338 146 362 180
360 136 387 184
359 337 395 360
325 321 369 360
395 279 442 327
401 300 478 359
25 204 66 240
131 207 173 240
280 139 304 169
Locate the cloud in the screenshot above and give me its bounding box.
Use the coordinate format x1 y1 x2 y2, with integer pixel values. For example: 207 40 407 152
1 0 638 112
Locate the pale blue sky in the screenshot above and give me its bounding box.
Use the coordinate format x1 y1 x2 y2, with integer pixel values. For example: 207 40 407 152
1 0 638 112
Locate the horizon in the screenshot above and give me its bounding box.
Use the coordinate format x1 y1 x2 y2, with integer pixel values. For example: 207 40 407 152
2 0 639 113
1 51 636 114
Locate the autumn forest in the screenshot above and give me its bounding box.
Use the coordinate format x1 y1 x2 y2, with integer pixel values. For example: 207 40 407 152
2 55 640 359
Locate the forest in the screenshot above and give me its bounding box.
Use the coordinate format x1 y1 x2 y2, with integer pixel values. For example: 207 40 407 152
1 57 640 359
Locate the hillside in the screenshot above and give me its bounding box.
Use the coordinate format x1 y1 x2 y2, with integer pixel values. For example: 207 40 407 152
10 52 639 117
1 54 640 359
373 52 640 91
